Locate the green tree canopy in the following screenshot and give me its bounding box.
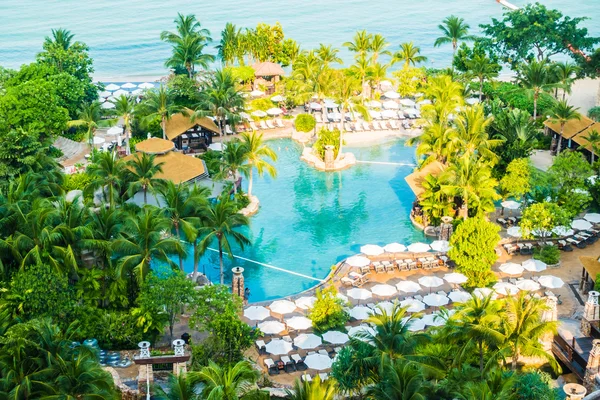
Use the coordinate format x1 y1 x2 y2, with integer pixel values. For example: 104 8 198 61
295 113 316 133
308 286 349 333
500 158 531 200
519 202 570 239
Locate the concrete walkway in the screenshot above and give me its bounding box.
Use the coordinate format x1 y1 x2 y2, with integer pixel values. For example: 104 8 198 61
530 149 554 172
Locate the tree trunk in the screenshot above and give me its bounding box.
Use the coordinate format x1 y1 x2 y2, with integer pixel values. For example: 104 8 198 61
336 109 345 161
143 187 148 205
479 78 484 102
175 223 183 271
533 93 538 120
247 164 254 197
218 240 224 284
556 125 564 154
193 240 199 277
162 116 167 140
511 349 518 370
479 340 484 374
125 125 131 156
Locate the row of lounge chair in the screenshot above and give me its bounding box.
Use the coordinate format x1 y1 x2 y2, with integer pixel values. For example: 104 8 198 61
497 217 520 228
317 120 415 132
248 119 286 131
262 348 341 375
503 228 600 255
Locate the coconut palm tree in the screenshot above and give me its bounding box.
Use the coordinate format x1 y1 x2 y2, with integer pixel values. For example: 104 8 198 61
192 360 263 400
454 105 503 163
214 138 250 190
126 152 165 204
419 174 453 226
239 131 277 198
407 121 457 165
285 375 337 400
369 33 391 65
161 13 211 43
165 34 215 78
349 55 372 98
331 72 365 159
194 69 245 136
454 368 516 400
581 129 600 163
549 100 581 154
343 30 373 59
516 60 555 120
393 42 428 68
86 151 126 209
68 101 101 152
316 44 342 68
44 28 75 50
111 94 135 155
553 61 580 100
198 195 250 284
466 54 499 101
365 361 428 400
368 62 389 95
153 373 201 400
139 85 182 140
217 22 242 66
434 15 475 55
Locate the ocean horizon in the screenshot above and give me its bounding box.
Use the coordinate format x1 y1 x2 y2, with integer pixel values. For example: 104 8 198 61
1 0 598 80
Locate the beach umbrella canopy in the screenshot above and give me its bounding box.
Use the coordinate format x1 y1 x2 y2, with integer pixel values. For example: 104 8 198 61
430 240 450 252
309 102 322 110
294 333 323 350
239 112 251 121
396 281 422 293
374 301 395 315
113 89 128 96
522 259 547 272
382 100 400 109
404 108 419 115
422 313 446 327
473 288 497 300
251 110 267 118
400 98 416 106
265 339 293 355
381 109 398 119
399 298 426 312
336 293 349 303
295 296 317 310
349 306 372 320
101 102 115 109
448 291 472 303
138 82 155 89
444 273 468 285
131 89 143 95
322 331 349 344
93 136 105 145
403 317 426 331
366 100 382 108
345 255 371 268
243 306 271 321
417 99 432 105
258 321 286 334
286 316 313 330
269 300 297 315
105 83 120 91
585 213 600 223
383 91 401 99
324 100 338 108
418 276 444 289
506 226 524 238
423 293 449 307
408 242 431 253
384 243 407 253
369 110 382 119
499 262 524 275
360 244 384 256
501 200 521 210
371 284 397 297
538 275 565 289
493 282 520 296
266 107 282 116
99 90 111 98
553 226 574 237
121 82 137 89
572 219 593 231
250 90 264 97
304 354 332 370
466 98 480 105
347 325 376 340
347 288 372 301
106 126 123 136
208 143 225 152
516 279 541 291
271 95 285 102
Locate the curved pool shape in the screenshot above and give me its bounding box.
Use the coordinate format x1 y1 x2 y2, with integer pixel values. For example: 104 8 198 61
180 138 428 301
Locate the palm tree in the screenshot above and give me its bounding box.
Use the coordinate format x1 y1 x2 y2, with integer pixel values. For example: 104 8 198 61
161 13 212 45
194 69 245 136
553 61 580 100
369 33 391 65
550 100 581 154
153 373 200 400
217 22 242 66
454 105 503 163
139 85 182 140
165 34 215 78
343 30 372 59
350 55 372 98
455 368 515 400
581 129 600 163
393 42 428 68
126 152 165 204
466 54 499 101
86 151 126 209
316 44 342 68
332 72 364 159
112 208 184 282
214 138 250 191
198 195 250 284
285 375 337 400
516 60 555 120
111 94 135 155
365 361 428 400
434 15 475 56
192 360 262 400
68 101 101 152
408 121 457 165
419 174 453 226
240 132 277 198
368 62 389 95
44 28 74 50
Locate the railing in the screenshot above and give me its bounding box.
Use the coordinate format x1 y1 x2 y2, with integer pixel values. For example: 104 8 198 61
553 335 587 378
591 323 600 340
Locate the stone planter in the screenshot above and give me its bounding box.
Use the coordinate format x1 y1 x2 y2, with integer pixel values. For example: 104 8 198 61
239 195 259 217
300 147 356 171
547 261 561 269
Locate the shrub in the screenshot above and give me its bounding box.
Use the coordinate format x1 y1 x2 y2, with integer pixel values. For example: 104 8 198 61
483 82 554 117
64 172 92 192
533 245 560 265
512 370 560 400
589 106 600 122
197 150 222 177
294 113 316 133
313 127 341 160
308 286 349 333
249 98 273 112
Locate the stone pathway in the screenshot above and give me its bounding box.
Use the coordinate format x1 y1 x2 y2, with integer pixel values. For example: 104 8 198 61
53 136 88 167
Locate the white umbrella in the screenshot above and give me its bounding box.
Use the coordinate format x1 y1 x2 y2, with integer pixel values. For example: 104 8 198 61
250 90 264 97
418 276 444 289
138 82 155 89
106 126 123 136
243 306 271 321
266 107 283 116
269 300 297 315
99 90 111 98
286 316 313 330
553 226 574 237
347 325 376 340
371 284 397 297
347 288 372 301
366 100 382 108
404 108 419 115
381 109 398 119
396 281 422 293
444 273 468 285
422 313 446 327
585 213 600 223
304 354 332 370
384 243 407 253
473 287 497 300
336 293 349 303
408 242 431 253
322 331 349 344
499 262 524 275
374 301 395 315
403 317 426 331
383 90 400 99
369 110 382 119
501 200 521 210
113 89 128 96
493 282 520 296
349 305 372 320
93 136 105 145
399 298 426 312
131 89 143 95
516 279 541 291
522 259 547 273
258 321 286 334
294 333 322 350
400 99 416 106
417 99 432 105
538 275 565 289
101 102 115 109
121 82 137 89
430 240 450 252
345 255 371 268
265 339 293 355
309 102 322 110
380 80 393 88
572 219 593 231
382 100 400 109
423 293 449 307
239 112 251 121
448 291 472 303
360 244 384 256
324 100 338 108
271 95 285 102
208 143 225 152
506 226 523 237
104 83 120 91
295 296 317 310
251 110 267 118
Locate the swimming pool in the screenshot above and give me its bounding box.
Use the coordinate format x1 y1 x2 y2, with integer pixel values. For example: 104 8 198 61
180 138 428 301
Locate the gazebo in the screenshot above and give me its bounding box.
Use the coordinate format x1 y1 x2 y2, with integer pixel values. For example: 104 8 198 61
580 256 600 294
165 108 220 152
252 62 285 94
544 116 596 156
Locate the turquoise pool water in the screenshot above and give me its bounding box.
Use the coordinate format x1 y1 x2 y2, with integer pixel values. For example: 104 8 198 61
180 138 428 301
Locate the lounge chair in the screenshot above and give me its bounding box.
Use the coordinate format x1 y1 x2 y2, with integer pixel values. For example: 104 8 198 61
383 261 395 273
282 335 292 343
275 118 285 128
354 122 364 132
281 355 295 372
265 358 279 375
344 123 353 132
397 259 409 271
318 349 329 356
319 373 329 381
291 354 307 371
259 120 269 130
348 271 370 284
266 120 276 129
341 277 360 287
315 114 323 123
225 125 234 135
249 122 260 131
507 217 517 225
372 121 382 130
301 374 312 382
374 262 385 273
497 218 508 228
389 120 399 129
558 240 573 252
363 121 372 131
256 340 266 355
358 265 371 274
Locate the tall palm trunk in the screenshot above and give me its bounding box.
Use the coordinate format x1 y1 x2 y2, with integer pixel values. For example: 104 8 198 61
533 92 539 120
175 222 183 271
478 340 484 374
336 109 345 161
247 163 254 197
556 125 565 154
479 77 484 102
161 115 167 140
511 348 519 370
193 240 200 278
143 186 148 205
218 239 224 284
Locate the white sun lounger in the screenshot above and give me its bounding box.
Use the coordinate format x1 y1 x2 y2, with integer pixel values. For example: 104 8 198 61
275 118 285 128
259 120 269 130
354 122 364 131
249 122 260 131
266 120 276 129
225 125 234 135
363 121 372 131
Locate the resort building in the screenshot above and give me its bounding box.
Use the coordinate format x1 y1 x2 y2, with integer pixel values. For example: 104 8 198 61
165 109 220 152
252 61 284 94
545 116 598 160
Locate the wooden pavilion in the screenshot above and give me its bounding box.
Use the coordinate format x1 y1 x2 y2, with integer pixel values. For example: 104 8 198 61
165 109 220 152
